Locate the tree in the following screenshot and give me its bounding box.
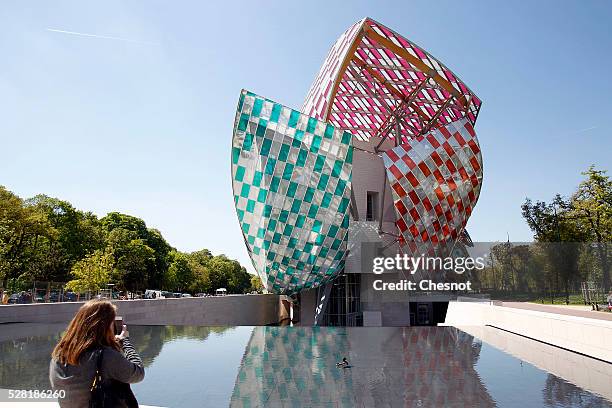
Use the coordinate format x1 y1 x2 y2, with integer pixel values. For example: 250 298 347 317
1 189 252 295
522 195 587 302
101 212 148 238
187 261 211 293
162 265 177 291
166 251 194 292
101 213 172 289
190 249 212 266
250 274 264 293
144 228 172 289
104 228 157 292
228 262 251 294
207 256 231 293
570 166 612 290
66 250 113 293
24 195 104 283
0 187 52 289
490 242 514 291
114 239 155 293
522 195 569 242
206 255 251 294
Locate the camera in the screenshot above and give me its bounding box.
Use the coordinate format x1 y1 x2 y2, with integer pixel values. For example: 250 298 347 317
114 317 123 335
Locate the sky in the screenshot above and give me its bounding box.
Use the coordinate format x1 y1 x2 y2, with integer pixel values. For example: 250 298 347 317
1 1 611 273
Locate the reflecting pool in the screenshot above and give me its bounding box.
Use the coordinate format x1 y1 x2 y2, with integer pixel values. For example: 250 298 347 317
0 324 610 407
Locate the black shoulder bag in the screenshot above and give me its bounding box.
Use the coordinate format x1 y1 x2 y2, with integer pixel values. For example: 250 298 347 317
90 348 139 408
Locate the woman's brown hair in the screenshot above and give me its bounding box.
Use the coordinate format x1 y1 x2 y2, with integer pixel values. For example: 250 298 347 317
52 299 121 365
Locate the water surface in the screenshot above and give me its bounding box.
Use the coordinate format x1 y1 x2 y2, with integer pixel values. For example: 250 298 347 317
0 324 609 407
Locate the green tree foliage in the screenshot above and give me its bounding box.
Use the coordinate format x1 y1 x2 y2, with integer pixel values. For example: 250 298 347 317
521 195 586 302
204 255 251 294
186 259 211 294
0 187 51 288
189 249 212 266
478 166 611 301
115 239 155 293
25 195 104 283
481 243 546 295
101 213 171 289
0 187 252 294
166 251 194 292
250 274 264 293
66 250 114 293
570 167 611 290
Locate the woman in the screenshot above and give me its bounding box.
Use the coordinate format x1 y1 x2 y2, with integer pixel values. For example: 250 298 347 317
50 299 145 407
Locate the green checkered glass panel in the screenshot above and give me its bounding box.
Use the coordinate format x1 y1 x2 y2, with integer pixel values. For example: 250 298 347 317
231 90 353 295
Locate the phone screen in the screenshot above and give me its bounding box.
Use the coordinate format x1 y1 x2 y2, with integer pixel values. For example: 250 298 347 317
114 317 123 335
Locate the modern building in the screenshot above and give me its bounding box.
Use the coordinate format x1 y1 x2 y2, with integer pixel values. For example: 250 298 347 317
232 17 483 326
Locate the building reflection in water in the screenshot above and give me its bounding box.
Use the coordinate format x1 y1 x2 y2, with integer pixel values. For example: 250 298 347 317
230 326 496 407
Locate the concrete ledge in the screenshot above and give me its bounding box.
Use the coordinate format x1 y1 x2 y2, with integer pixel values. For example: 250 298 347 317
443 301 612 362
0 295 281 326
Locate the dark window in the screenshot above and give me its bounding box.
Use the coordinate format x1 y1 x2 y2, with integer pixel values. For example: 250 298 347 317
366 191 378 221
322 273 362 326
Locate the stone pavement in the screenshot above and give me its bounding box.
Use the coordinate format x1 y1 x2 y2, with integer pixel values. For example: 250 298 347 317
501 302 612 321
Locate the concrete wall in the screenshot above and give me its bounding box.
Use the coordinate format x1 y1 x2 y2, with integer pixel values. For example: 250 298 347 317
0 295 281 326
299 289 317 326
443 301 612 362
350 142 397 227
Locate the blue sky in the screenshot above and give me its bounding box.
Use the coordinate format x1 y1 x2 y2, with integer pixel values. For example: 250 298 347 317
1 1 610 272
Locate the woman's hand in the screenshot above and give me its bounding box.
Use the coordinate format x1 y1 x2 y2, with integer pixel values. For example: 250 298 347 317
115 325 129 341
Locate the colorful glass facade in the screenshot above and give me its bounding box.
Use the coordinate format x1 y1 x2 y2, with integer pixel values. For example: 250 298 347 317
232 90 353 295
381 117 482 256
232 17 483 295
301 17 484 265
302 18 481 143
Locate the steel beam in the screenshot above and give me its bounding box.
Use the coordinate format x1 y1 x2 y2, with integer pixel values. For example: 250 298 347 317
420 96 455 135
362 25 466 109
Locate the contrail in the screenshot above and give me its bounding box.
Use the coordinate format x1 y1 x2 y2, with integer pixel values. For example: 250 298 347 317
47 28 159 45
574 126 597 134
